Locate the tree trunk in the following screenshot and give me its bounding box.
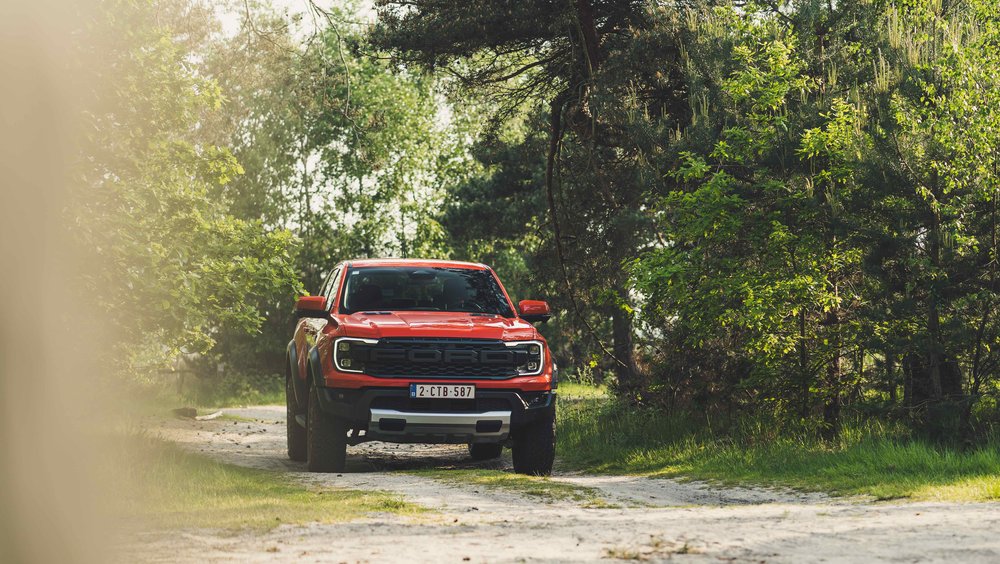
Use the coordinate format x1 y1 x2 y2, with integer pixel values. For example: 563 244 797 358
885 350 897 405
927 290 944 399
927 169 945 400
822 348 842 440
574 0 601 73
903 352 916 410
398 209 408 258
610 278 641 395
822 308 842 441
798 309 810 418
961 308 992 444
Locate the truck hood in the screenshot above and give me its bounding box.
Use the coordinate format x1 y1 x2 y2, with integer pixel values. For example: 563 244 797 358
337 311 540 341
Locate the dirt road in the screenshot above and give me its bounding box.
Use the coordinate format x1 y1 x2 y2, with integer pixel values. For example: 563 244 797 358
132 406 1000 563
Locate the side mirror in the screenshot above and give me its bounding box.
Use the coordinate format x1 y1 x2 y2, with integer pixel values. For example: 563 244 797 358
518 300 551 324
295 295 329 319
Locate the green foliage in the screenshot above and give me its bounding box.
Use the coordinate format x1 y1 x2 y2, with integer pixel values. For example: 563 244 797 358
559 391 1000 501
74 0 302 377
186 372 284 408
213 6 474 275
373 0 661 387
190 1 477 390
367 0 1000 442
74 0 1000 445
618 0 1000 439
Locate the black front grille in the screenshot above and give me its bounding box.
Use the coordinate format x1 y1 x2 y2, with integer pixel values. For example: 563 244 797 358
358 338 521 379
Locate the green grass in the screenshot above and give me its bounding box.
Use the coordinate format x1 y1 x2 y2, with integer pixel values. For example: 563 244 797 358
558 386 1000 502
196 386 284 409
408 468 606 504
111 434 423 530
218 412 264 423
120 384 284 424
558 381 610 399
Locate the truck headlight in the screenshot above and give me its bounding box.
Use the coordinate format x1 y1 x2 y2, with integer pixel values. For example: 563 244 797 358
333 337 378 373
505 340 545 376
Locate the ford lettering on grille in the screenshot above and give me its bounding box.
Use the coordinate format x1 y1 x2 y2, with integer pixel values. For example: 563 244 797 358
370 348 514 364
348 338 535 379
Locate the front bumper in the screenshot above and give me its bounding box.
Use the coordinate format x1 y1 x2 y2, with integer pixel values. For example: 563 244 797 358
369 408 511 443
315 386 555 444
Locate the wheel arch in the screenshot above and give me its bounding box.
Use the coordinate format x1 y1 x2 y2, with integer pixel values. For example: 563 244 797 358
307 345 324 389
287 340 308 407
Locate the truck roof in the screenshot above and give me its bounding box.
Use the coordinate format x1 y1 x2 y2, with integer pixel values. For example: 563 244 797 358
346 258 488 270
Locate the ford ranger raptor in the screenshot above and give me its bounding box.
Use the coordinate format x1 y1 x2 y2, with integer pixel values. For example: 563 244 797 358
285 259 557 475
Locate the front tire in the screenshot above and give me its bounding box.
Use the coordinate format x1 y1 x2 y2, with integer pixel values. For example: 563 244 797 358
468 443 503 461
306 382 347 472
286 370 306 462
511 408 555 475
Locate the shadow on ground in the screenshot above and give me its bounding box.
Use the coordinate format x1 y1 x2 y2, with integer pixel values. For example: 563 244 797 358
163 405 516 475
345 441 510 473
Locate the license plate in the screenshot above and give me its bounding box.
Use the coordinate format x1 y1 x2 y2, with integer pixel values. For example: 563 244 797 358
409 384 475 399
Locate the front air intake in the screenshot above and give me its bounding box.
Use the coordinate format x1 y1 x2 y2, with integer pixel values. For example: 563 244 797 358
378 418 406 432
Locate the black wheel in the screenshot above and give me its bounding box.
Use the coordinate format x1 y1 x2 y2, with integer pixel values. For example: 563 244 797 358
511 408 556 476
468 443 503 461
286 369 306 462
306 382 347 472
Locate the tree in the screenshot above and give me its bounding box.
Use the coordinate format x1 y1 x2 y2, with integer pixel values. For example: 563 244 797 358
869 0 1000 438
371 0 669 393
73 0 301 376
199 1 476 377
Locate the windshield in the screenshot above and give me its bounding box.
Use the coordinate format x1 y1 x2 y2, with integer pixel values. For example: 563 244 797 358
340 266 514 316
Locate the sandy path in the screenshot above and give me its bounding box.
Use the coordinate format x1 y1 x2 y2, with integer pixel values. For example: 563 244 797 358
129 406 1000 563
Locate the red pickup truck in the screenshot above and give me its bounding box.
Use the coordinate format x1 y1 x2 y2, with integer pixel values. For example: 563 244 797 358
285 259 557 475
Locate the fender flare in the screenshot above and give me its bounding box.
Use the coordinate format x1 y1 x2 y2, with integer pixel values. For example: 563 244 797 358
306 344 344 417
307 346 324 390
286 340 308 409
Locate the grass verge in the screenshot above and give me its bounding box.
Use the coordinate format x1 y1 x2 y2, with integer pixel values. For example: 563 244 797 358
557 381 610 399
558 386 1000 502
112 434 422 530
408 468 609 505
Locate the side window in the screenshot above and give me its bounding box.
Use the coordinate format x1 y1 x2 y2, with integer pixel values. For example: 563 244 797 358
317 267 337 302
322 266 343 304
